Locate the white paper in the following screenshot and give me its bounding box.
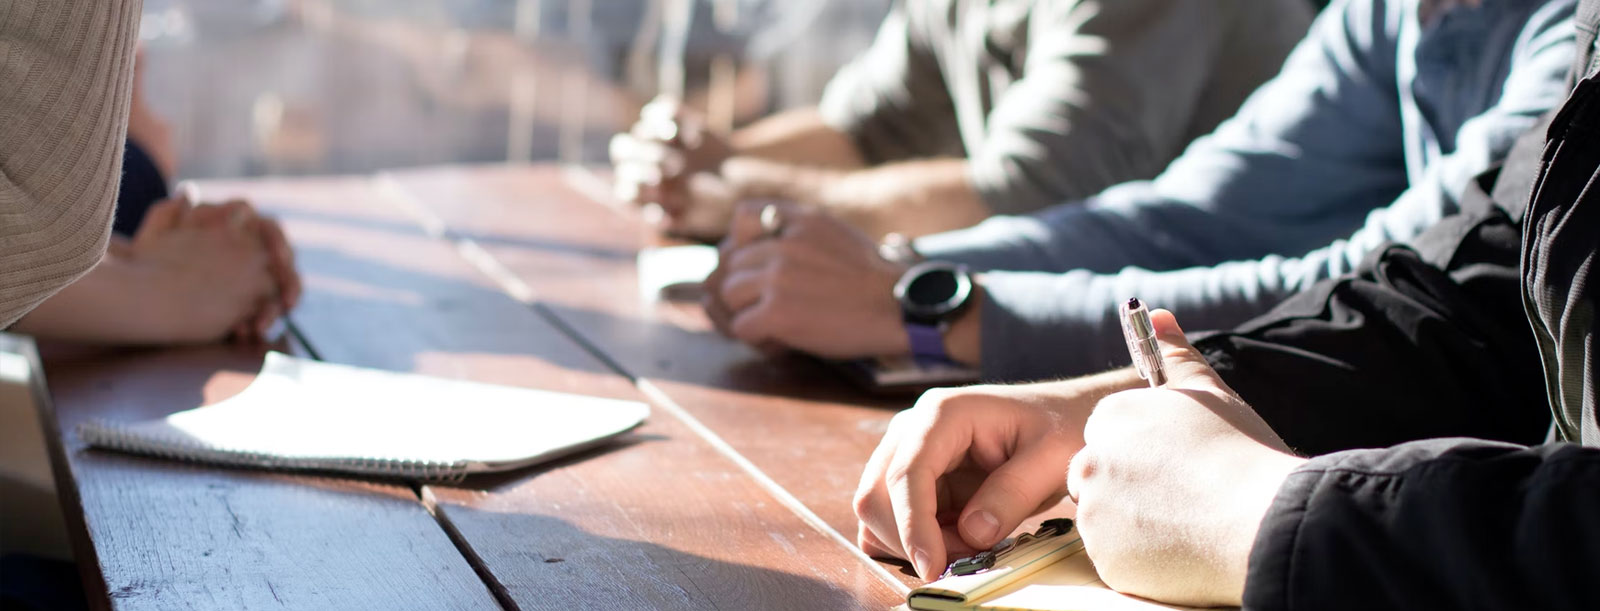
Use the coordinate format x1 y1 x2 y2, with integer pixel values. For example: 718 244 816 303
637 244 719 302
80 353 649 478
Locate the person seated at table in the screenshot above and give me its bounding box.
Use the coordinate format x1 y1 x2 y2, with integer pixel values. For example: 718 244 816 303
7 55 300 346
851 37 1600 604
0 0 143 330
609 0 1313 240
703 0 1574 382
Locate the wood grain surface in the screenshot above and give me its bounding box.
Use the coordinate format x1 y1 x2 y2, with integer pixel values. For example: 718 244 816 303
377 165 921 583
202 174 906 610
40 344 501 611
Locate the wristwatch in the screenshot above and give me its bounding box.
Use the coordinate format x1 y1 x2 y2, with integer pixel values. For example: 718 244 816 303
894 261 974 362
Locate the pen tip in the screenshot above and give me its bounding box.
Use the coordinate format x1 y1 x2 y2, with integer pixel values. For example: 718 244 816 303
1126 297 1141 309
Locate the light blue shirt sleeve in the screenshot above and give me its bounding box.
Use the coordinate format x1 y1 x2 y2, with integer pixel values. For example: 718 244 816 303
913 0 1576 381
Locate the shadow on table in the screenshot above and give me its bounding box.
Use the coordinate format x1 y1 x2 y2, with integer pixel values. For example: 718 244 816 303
429 510 890 611
538 301 912 410
448 432 669 493
287 236 908 409
287 244 626 380
274 206 636 262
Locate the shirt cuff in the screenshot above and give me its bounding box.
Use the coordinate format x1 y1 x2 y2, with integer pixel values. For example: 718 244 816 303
1243 459 1326 611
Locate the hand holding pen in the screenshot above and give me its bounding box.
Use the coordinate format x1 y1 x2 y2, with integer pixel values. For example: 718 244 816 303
1068 305 1301 606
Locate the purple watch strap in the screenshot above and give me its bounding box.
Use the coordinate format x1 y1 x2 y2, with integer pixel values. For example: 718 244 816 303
906 322 948 363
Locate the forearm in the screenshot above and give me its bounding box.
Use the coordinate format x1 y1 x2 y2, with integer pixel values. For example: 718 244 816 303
13 253 195 346
727 108 865 169
947 249 1324 383
724 156 993 240
819 158 992 239
1247 440 1600 611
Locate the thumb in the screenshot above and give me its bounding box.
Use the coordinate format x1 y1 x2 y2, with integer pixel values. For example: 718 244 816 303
1149 309 1227 391
133 188 193 241
957 442 1074 550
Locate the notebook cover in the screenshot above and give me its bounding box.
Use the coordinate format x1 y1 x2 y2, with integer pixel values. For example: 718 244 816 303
79 352 649 480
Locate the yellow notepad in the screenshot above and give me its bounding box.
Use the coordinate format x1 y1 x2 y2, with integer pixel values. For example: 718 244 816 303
907 521 1197 611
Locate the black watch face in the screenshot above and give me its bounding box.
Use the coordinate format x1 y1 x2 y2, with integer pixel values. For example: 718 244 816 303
906 269 960 307
897 262 972 321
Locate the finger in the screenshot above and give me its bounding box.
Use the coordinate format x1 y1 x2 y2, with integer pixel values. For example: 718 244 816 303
254 301 283 337
186 203 232 228
714 241 781 310
885 437 949 579
957 442 1076 550
702 291 737 337
137 195 190 238
219 199 255 235
855 416 909 559
717 267 769 315
941 528 982 562
654 175 691 216
1148 309 1228 391
727 298 784 348
255 217 301 309
721 200 781 254
858 523 895 559
1065 447 1095 506
639 96 683 139
611 134 679 170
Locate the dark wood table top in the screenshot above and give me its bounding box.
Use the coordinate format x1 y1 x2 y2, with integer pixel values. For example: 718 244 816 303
41 344 503 610
39 164 936 610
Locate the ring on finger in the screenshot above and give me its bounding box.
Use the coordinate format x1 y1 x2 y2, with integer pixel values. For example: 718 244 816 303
760 203 784 239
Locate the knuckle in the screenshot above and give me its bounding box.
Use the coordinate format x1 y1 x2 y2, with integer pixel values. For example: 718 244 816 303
1070 449 1100 484
915 388 959 413
883 461 919 491
851 486 877 519
985 470 1032 506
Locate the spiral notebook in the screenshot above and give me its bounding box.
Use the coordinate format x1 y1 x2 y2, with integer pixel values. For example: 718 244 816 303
78 352 649 480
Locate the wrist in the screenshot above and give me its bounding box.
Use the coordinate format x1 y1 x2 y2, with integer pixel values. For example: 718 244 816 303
941 281 982 365
1221 452 1306 604
894 262 976 364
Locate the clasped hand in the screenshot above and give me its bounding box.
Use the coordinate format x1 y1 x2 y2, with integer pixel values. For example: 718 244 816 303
609 97 737 238
702 202 909 359
122 189 300 344
854 310 1306 607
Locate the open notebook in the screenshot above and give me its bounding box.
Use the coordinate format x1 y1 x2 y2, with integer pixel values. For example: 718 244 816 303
907 520 1199 611
78 352 649 480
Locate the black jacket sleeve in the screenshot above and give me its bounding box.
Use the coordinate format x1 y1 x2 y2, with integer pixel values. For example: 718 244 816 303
1243 439 1600 611
1190 116 1555 456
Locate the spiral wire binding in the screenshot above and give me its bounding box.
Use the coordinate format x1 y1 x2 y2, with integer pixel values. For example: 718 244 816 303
78 418 472 482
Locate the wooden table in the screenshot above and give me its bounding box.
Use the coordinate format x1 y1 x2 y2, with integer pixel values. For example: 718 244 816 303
38 164 931 610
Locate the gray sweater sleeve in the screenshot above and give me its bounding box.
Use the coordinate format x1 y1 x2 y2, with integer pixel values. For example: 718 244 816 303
817 1 963 165
0 0 141 327
914 0 1575 382
966 0 1309 215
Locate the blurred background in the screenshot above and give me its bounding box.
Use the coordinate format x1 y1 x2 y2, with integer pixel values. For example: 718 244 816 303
138 0 891 179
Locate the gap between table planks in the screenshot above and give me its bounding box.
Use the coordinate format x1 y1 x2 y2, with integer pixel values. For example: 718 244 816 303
39 340 503 610
199 174 906 610
370 164 928 588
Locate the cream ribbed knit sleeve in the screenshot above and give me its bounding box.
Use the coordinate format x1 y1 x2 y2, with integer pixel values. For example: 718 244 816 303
0 0 142 327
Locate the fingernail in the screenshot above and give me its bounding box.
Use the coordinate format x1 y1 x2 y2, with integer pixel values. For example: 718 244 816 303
178 181 201 205
913 549 933 579
962 510 1001 546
